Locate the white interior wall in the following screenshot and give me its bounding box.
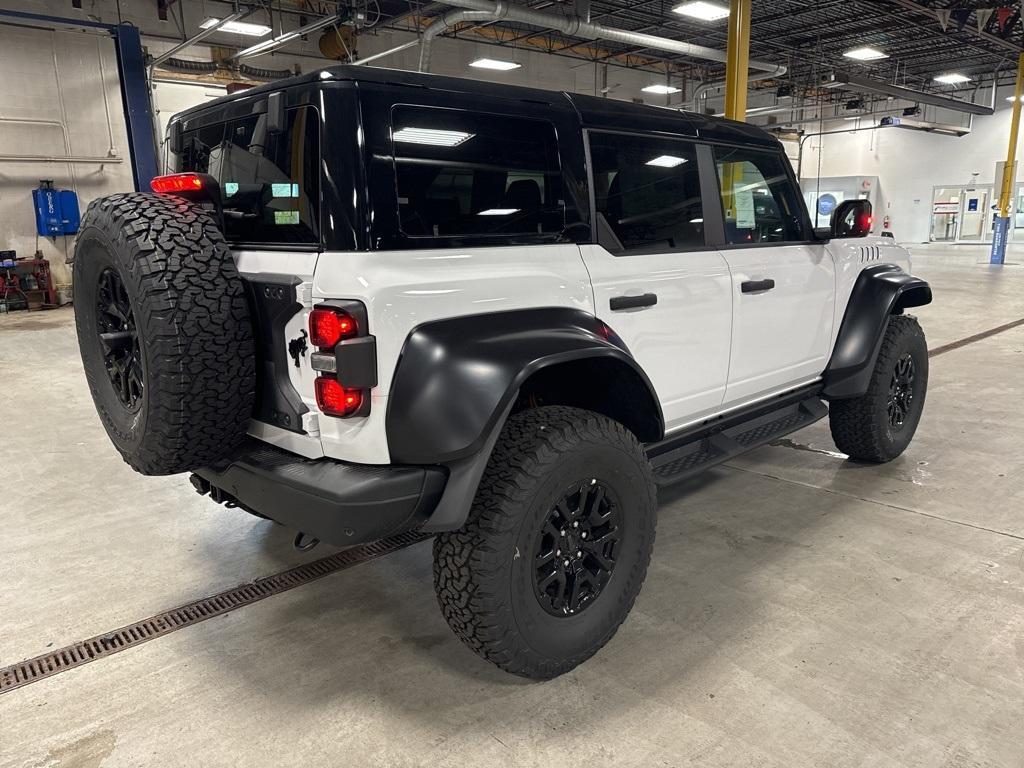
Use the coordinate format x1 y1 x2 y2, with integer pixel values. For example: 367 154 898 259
799 98 1023 244
0 24 134 285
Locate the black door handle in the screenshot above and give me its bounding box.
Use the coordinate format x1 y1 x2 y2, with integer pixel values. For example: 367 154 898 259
741 279 775 294
610 293 658 311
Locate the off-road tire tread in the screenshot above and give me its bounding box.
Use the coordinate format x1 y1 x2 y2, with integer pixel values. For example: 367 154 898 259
433 406 656 679
74 193 255 475
829 315 926 463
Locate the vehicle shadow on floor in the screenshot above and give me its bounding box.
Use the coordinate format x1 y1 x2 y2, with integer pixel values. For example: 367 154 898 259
184 455 877 719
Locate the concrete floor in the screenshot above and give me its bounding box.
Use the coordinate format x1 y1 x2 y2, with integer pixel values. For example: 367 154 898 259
1 245 1022 767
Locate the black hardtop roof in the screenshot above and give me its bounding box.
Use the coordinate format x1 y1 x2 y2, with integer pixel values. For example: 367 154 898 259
172 63 781 150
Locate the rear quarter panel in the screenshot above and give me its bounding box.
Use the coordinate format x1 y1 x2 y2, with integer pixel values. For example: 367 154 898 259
312 244 595 463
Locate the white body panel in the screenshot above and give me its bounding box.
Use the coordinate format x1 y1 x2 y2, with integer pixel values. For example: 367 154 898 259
579 244 733 429
719 242 837 405
237 244 594 464
237 236 913 465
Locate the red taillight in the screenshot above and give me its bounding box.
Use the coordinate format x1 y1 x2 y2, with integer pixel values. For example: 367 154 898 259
151 173 204 194
315 377 364 417
309 307 357 349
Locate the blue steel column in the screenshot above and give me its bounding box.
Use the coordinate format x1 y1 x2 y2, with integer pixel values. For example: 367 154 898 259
113 24 159 190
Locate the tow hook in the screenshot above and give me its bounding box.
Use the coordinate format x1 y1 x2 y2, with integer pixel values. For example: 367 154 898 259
293 532 320 552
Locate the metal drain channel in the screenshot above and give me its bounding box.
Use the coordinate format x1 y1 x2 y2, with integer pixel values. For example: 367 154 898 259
0 531 428 696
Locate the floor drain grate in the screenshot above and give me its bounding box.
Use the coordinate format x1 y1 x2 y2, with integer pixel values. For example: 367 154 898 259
0 531 429 696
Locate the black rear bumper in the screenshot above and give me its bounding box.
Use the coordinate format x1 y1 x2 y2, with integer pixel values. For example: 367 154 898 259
192 441 447 547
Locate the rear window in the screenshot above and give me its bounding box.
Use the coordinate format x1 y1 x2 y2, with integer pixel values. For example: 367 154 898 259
391 106 565 239
176 105 320 245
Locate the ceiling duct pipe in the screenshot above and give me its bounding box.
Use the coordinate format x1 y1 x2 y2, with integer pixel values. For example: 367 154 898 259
419 0 787 77
692 71 779 112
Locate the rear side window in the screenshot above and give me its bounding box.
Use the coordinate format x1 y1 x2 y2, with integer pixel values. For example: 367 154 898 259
712 146 805 245
391 106 565 239
178 105 320 245
588 132 704 254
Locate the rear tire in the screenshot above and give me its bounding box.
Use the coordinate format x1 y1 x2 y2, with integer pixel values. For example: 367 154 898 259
73 193 255 476
433 406 656 679
829 315 928 463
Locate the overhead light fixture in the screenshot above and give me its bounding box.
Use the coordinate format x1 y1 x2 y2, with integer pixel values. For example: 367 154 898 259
646 155 688 168
200 17 272 37
469 58 521 71
843 46 888 61
672 1 730 21
231 13 343 60
642 84 682 95
393 127 474 147
934 73 971 85
1007 95 1023 102
478 208 520 216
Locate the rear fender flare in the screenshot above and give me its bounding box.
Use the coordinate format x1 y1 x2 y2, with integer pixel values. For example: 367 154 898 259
385 308 663 465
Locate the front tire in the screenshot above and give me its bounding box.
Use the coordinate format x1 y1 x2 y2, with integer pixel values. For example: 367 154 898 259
433 406 656 679
829 315 928 463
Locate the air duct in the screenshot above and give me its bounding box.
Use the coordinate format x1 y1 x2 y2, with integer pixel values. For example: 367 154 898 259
419 0 787 78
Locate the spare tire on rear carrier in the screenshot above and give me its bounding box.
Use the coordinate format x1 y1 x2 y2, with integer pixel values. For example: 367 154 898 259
73 193 256 476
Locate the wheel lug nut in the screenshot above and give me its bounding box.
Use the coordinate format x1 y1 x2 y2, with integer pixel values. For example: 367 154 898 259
563 559 570 567
581 532 587 539
560 530 566 536
556 549 561 556
573 522 579 528
576 551 582 558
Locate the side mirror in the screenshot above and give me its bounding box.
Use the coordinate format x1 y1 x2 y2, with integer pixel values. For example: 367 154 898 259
831 199 873 238
813 226 832 242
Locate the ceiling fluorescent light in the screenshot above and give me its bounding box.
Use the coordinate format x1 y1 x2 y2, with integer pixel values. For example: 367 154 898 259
1007 95 1022 102
646 155 688 168
843 46 888 61
393 127 474 147
200 18 272 37
934 73 971 85
469 58 521 71
478 208 520 216
231 13 342 60
673 1 730 21
642 84 682 95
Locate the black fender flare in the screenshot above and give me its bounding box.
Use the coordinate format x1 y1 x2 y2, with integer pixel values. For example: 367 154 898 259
385 307 664 465
822 264 932 399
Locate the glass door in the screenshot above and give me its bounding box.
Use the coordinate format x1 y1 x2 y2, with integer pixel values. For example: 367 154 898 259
930 187 960 242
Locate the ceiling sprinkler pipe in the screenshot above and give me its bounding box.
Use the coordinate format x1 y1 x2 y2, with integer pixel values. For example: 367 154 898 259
422 0 787 76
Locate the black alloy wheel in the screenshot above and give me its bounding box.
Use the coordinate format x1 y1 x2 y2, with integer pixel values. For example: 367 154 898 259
533 479 622 616
887 353 915 429
95 267 144 410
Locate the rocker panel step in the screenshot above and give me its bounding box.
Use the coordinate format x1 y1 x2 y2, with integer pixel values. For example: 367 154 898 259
648 395 828 487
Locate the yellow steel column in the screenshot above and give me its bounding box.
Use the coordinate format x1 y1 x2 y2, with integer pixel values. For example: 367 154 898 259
992 52 1024 265
724 0 752 122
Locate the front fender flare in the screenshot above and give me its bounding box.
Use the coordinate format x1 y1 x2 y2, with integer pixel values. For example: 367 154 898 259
385 308 663 465
823 264 932 399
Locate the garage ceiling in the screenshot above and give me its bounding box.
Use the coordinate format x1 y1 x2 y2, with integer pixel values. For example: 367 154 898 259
378 0 1020 98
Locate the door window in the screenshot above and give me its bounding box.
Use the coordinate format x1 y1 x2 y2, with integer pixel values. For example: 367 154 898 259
713 147 805 245
391 106 566 239
588 132 704 254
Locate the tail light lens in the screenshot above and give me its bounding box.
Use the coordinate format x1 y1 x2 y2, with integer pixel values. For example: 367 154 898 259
151 173 205 194
315 377 364 418
309 307 357 349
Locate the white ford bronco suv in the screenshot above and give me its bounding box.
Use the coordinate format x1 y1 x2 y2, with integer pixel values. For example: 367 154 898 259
73 65 931 679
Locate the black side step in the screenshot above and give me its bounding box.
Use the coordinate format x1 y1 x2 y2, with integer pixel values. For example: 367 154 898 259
646 392 828 487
